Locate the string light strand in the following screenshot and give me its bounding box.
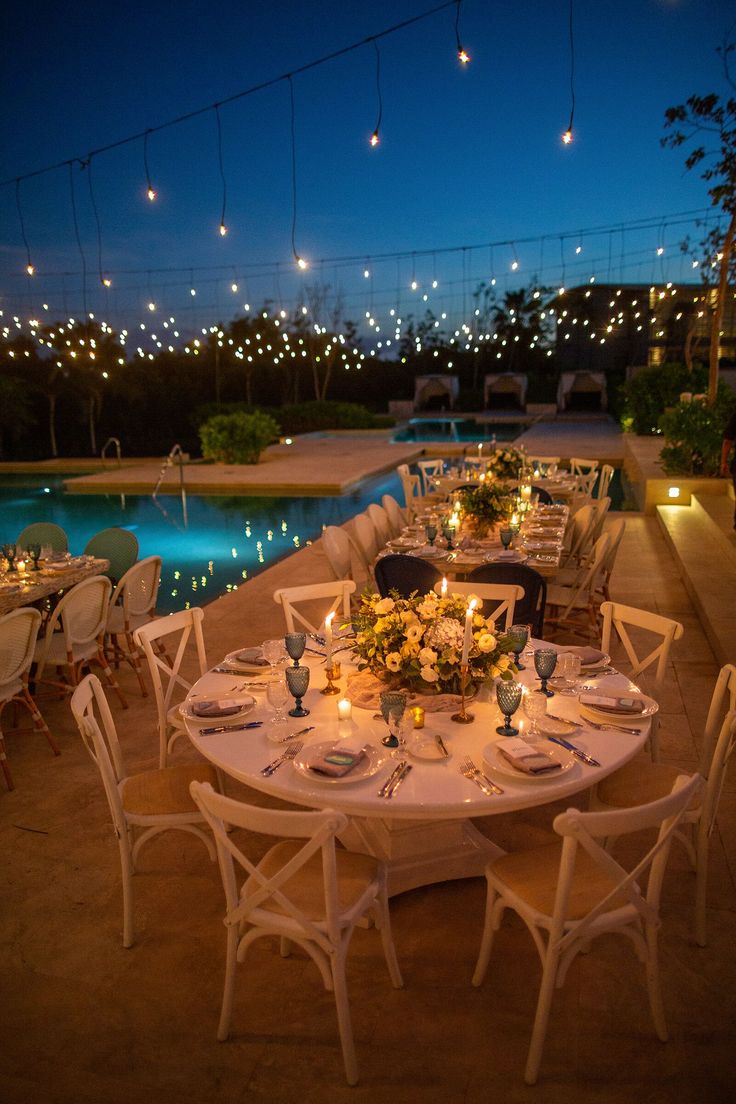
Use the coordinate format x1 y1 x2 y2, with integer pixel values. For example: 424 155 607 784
370 39 383 147
15 178 34 275
562 0 575 144
288 76 307 270
454 0 470 64
214 105 228 236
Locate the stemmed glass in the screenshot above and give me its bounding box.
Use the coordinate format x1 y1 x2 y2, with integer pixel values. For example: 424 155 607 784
266 677 290 727
284 633 306 667
533 649 558 697
262 638 287 672
507 624 529 670
522 690 547 738
285 665 310 717
554 652 582 694
442 524 455 551
25 543 42 571
379 690 408 757
2 544 18 573
425 522 438 547
500 527 514 550
495 679 523 736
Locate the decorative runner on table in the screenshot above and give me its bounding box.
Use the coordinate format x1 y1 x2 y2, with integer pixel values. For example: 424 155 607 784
346 669 467 712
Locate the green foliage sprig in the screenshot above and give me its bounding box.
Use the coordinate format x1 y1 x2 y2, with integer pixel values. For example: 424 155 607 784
198 410 280 465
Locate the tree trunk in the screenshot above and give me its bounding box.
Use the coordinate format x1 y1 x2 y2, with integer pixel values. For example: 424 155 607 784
245 368 252 406
48 394 58 458
709 209 736 405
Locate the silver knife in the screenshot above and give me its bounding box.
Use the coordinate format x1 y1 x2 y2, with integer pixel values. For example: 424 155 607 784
378 761 406 797
386 763 412 797
279 725 315 742
199 720 263 735
547 734 600 767
432 731 450 758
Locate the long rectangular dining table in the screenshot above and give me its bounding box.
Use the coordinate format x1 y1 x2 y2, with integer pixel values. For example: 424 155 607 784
184 646 651 897
0 555 110 615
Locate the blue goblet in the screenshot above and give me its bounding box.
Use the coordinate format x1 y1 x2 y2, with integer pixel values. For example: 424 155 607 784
533 649 557 697
26 543 42 571
495 679 523 736
2 543 18 573
285 664 310 717
425 523 438 547
500 527 513 550
507 624 529 670
442 525 455 551
379 690 407 754
284 632 306 667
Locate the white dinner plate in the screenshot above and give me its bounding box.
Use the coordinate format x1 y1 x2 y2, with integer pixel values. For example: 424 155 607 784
292 741 388 784
387 537 422 550
578 694 658 725
534 715 582 737
222 649 272 673
486 551 528 564
182 693 256 721
483 739 575 783
409 733 451 761
408 546 447 560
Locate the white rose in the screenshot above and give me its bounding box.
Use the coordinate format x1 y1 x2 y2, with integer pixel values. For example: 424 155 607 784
420 665 440 683
406 623 423 644
375 597 395 615
477 633 497 653
418 646 438 666
385 651 402 672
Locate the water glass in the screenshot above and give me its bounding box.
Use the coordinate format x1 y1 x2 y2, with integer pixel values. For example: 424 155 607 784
266 677 290 725
262 638 287 670
284 632 306 666
554 652 582 694
379 690 408 754
533 649 557 697
425 523 438 547
522 690 547 736
285 664 310 717
2 543 17 573
507 624 529 670
25 543 42 571
495 679 523 736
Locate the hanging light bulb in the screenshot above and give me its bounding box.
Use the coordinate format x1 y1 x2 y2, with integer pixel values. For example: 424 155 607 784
562 129 573 145
147 186 157 201
26 263 35 276
148 301 156 312
511 260 519 271
231 282 238 292
457 48 470 64
219 222 228 237
455 1 470 64
296 255 309 271
190 287 197 296
102 277 112 288
369 130 380 147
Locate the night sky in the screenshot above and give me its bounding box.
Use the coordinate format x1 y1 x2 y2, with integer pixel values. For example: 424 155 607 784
1 0 734 337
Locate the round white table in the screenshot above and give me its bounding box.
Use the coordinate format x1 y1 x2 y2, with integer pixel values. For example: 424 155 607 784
185 653 650 896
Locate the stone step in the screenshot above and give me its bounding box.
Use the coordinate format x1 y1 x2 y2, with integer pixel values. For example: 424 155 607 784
656 494 736 667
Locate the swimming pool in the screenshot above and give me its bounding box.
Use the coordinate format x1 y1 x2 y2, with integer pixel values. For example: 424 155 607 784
0 472 403 614
392 417 524 443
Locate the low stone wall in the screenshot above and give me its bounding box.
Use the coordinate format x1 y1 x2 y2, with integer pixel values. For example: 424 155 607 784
623 434 729 514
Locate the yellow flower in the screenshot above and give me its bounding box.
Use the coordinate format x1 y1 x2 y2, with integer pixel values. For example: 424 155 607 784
420 664 439 683
497 654 511 670
417 598 439 619
477 632 497 653
385 652 402 672
374 617 389 635
374 597 395 615
401 641 420 659
490 664 501 678
406 623 423 644
418 646 438 666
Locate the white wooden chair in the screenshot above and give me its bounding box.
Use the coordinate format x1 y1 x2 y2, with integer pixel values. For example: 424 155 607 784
472 772 703 1084
593 664 736 947
416 458 444 496
434 580 524 631
570 457 599 477
381 493 407 535
589 496 611 544
528 456 560 476
596 517 626 603
105 555 162 697
134 607 208 768
596 463 614 500
34 575 127 710
599 599 684 760
545 533 611 640
396 464 422 519
321 526 353 581
0 607 59 790
561 503 596 567
349 513 381 574
190 781 403 1085
70 674 217 947
272 581 356 636
366 503 393 547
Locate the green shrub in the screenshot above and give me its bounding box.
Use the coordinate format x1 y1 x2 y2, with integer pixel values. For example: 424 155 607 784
658 387 736 476
198 410 280 464
620 362 708 435
276 401 391 433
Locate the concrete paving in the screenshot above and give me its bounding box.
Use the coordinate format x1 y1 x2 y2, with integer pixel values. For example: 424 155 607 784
2 511 735 1103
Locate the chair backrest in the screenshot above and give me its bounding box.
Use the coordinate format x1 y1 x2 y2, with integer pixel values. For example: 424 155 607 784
272 581 356 635
589 497 611 543
381 494 406 535
569 457 599 477
701 663 736 774
191 781 350 948
596 463 614 500
701 705 736 839
468 562 547 637
549 773 702 946
599 600 684 695
416 458 444 495
350 512 380 569
84 527 139 584
565 503 596 563
558 534 610 618
133 607 208 755
36 576 112 672
434 579 524 630
366 503 393 547
530 485 554 506
529 456 560 470
321 526 353 581
574 469 598 498
109 555 162 621
374 554 442 599
70 673 128 837
0 607 42 692
16 522 68 553
599 518 626 589
397 469 422 516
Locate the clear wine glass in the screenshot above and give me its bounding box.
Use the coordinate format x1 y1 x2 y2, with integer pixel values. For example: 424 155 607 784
266 677 290 726
262 638 286 671
522 690 547 738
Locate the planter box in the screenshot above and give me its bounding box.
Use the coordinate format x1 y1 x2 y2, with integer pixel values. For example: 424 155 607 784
624 434 730 514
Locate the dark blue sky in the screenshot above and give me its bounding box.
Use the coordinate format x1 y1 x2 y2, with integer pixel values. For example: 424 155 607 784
1 0 733 337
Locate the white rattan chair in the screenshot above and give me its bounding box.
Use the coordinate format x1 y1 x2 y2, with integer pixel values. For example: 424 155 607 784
472 772 703 1084
134 607 208 768
593 663 736 947
381 494 407 535
0 607 59 790
33 575 127 709
105 555 162 696
272 580 356 636
366 503 393 547
71 674 217 947
190 780 403 1085
434 580 524 631
599 600 684 760
349 513 381 574
321 526 353 581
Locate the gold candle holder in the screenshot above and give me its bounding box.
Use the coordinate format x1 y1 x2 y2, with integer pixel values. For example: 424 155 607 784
451 664 474 724
320 660 341 695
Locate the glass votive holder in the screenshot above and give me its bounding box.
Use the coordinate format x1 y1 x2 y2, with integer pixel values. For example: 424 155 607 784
412 706 425 729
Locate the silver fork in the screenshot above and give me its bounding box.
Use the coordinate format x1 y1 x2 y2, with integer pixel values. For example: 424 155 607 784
459 756 504 795
261 741 303 776
581 718 644 736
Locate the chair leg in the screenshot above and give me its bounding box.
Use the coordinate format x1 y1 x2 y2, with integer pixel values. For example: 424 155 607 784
472 881 500 987
331 949 359 1086
119 835 135 949
126 633 149 697
95 647 128 709
218 925 240 1041
694 826 710 948
524 944 561 1085
21 687 60 756
644 923 668 1041
0 727 14 790
375 886 403 989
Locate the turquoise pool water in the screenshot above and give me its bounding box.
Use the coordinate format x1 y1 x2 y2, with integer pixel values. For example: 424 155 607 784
0 472 402 614
393 417 524 443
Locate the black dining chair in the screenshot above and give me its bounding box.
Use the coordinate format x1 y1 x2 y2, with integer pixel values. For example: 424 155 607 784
374 554 442 599
531 485 554 505
467 562 547 638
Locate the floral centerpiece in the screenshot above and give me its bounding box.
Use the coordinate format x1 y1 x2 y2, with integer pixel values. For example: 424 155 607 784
352 589 516 696
457 482 515 538
486 446 525 480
